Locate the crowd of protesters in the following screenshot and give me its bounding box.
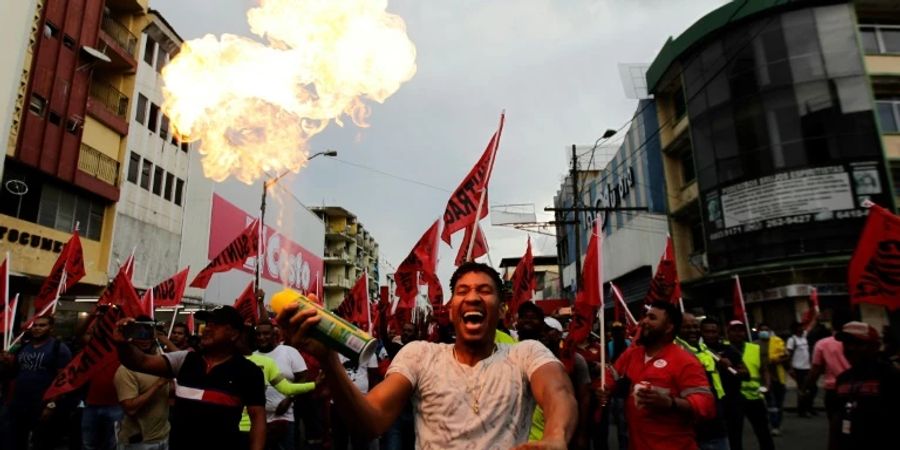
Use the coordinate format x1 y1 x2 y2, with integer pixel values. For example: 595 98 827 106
0 262 898 450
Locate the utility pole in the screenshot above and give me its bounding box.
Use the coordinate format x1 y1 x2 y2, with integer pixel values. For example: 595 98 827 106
570 144 581 290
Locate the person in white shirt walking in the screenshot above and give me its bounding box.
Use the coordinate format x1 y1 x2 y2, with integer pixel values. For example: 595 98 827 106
255 320 309 450
786 322 814 417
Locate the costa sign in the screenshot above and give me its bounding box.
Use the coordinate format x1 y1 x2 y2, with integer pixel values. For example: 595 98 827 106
208 194 323 292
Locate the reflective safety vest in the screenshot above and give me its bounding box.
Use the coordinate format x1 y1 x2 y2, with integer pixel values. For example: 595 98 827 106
740 342 762 400
676 337 725 399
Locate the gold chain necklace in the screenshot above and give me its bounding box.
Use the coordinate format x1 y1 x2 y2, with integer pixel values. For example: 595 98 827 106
452 345 497 414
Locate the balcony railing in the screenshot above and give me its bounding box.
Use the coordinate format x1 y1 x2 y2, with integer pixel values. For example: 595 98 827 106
101 15 138 57
78 143 120 185
89 81 129 119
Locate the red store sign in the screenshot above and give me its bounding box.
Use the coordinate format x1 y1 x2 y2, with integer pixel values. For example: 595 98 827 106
209 194 323 292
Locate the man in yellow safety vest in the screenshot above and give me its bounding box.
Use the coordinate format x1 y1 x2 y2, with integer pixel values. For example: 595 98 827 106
726 320 774 450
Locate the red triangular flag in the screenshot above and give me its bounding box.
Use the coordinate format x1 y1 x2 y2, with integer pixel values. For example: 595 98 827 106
441 114 505 245
580 220 603 307
1 294 18 336
191 219 260 288
122 252 135 281
509 238 536 315
148 268 190 308
34 231 86 312
421 271 444 308
338 271 370 327
233 281 259 324
455 222 489 266
140 288 154 318
848 205 900 311
394 220 441 309
643 236 681 305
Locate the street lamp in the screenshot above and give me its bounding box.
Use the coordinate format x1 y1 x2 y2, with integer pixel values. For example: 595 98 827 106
256 149 338 290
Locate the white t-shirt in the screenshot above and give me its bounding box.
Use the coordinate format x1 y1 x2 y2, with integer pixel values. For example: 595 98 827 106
338 353 378 393
387 340 560 450
786 334 811 370
255 344 308 422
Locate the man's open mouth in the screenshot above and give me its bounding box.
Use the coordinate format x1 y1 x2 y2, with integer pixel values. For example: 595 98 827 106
462 311 485 324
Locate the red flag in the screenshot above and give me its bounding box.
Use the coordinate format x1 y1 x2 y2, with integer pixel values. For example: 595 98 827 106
454 222 489 266
191 219 260 288
394 220 441 309
147 268 189 308
233 281 259 324
1 294 18 337
848 205 900 311
338 271 370 327
643 236 681 305
187 312 195 335
801 287 819 328
509 238 536 315
441 114 505 245
580 220 603 306
1 255 9 335
34 231 86 312
421 271 444 308
122 252 135 281
140 288 154 318
568 300 595 344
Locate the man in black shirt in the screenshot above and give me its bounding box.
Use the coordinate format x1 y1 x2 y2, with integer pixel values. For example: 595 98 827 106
832 321 899 450
115 306 266 450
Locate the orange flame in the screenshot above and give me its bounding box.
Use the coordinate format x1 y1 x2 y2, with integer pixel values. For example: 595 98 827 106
161 0 417 184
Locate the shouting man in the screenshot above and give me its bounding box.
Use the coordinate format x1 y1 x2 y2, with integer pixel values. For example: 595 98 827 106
279 261 577 449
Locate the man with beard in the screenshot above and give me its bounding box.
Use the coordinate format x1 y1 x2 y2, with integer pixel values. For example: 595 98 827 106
114 306 266 450
278 262 577 449
676 314 729 450
601 301 716 450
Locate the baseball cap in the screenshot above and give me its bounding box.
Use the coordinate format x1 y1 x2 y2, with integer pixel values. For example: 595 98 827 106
836 321 879 343
544 317 564 332
195 305 245 330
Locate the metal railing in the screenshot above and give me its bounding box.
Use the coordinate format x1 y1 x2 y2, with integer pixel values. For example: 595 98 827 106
101 15 138 57
78 143 120 185
89 81 129 119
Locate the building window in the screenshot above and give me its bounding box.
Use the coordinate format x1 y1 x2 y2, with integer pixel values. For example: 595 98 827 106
859 25 900 54
680 149 696 183
135 94 148 124
37 184 105 240
160 114 169 140
689 221 705 253
174 178 184 206
29 94 46 117
143 35 156 65
155 49 168 73
127 152 140 183
673 85 687 120
140 159 152 190
876 99 900 133
47 111 61 126
164 172 174 200
152 166 164 195
148 103 159 133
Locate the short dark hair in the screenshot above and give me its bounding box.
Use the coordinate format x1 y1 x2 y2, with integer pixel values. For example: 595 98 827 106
700 317 719 328
135 315 153 322
172 322 188 332
449 262 503 295
517 300 544 319
648 300 682 335
255 320 274 329
36 315 54 326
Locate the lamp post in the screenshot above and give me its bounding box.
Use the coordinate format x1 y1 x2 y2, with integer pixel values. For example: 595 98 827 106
256 149 337 291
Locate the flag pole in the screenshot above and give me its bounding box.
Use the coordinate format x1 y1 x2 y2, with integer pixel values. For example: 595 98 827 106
611 283 637 326
595 218 606 391
466 112 505 261
168 305 180 337
3 252 8 349
365 269 373 334
9 296 57 349
735 275 751 337
6 294 19 351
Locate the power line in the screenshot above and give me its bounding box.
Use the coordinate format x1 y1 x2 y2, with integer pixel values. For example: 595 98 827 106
330 157 451 193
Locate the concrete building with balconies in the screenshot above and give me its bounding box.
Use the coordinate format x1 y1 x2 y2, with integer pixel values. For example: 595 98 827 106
311 206 379 310
0 0 148 333
108 9 192 291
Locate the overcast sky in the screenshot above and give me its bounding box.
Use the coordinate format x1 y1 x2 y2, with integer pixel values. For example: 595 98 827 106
151 0 728 287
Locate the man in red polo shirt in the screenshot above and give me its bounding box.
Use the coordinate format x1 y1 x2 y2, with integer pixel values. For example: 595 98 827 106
602 301 716 450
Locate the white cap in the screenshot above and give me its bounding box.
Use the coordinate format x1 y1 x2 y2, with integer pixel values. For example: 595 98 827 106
544 317 563 332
